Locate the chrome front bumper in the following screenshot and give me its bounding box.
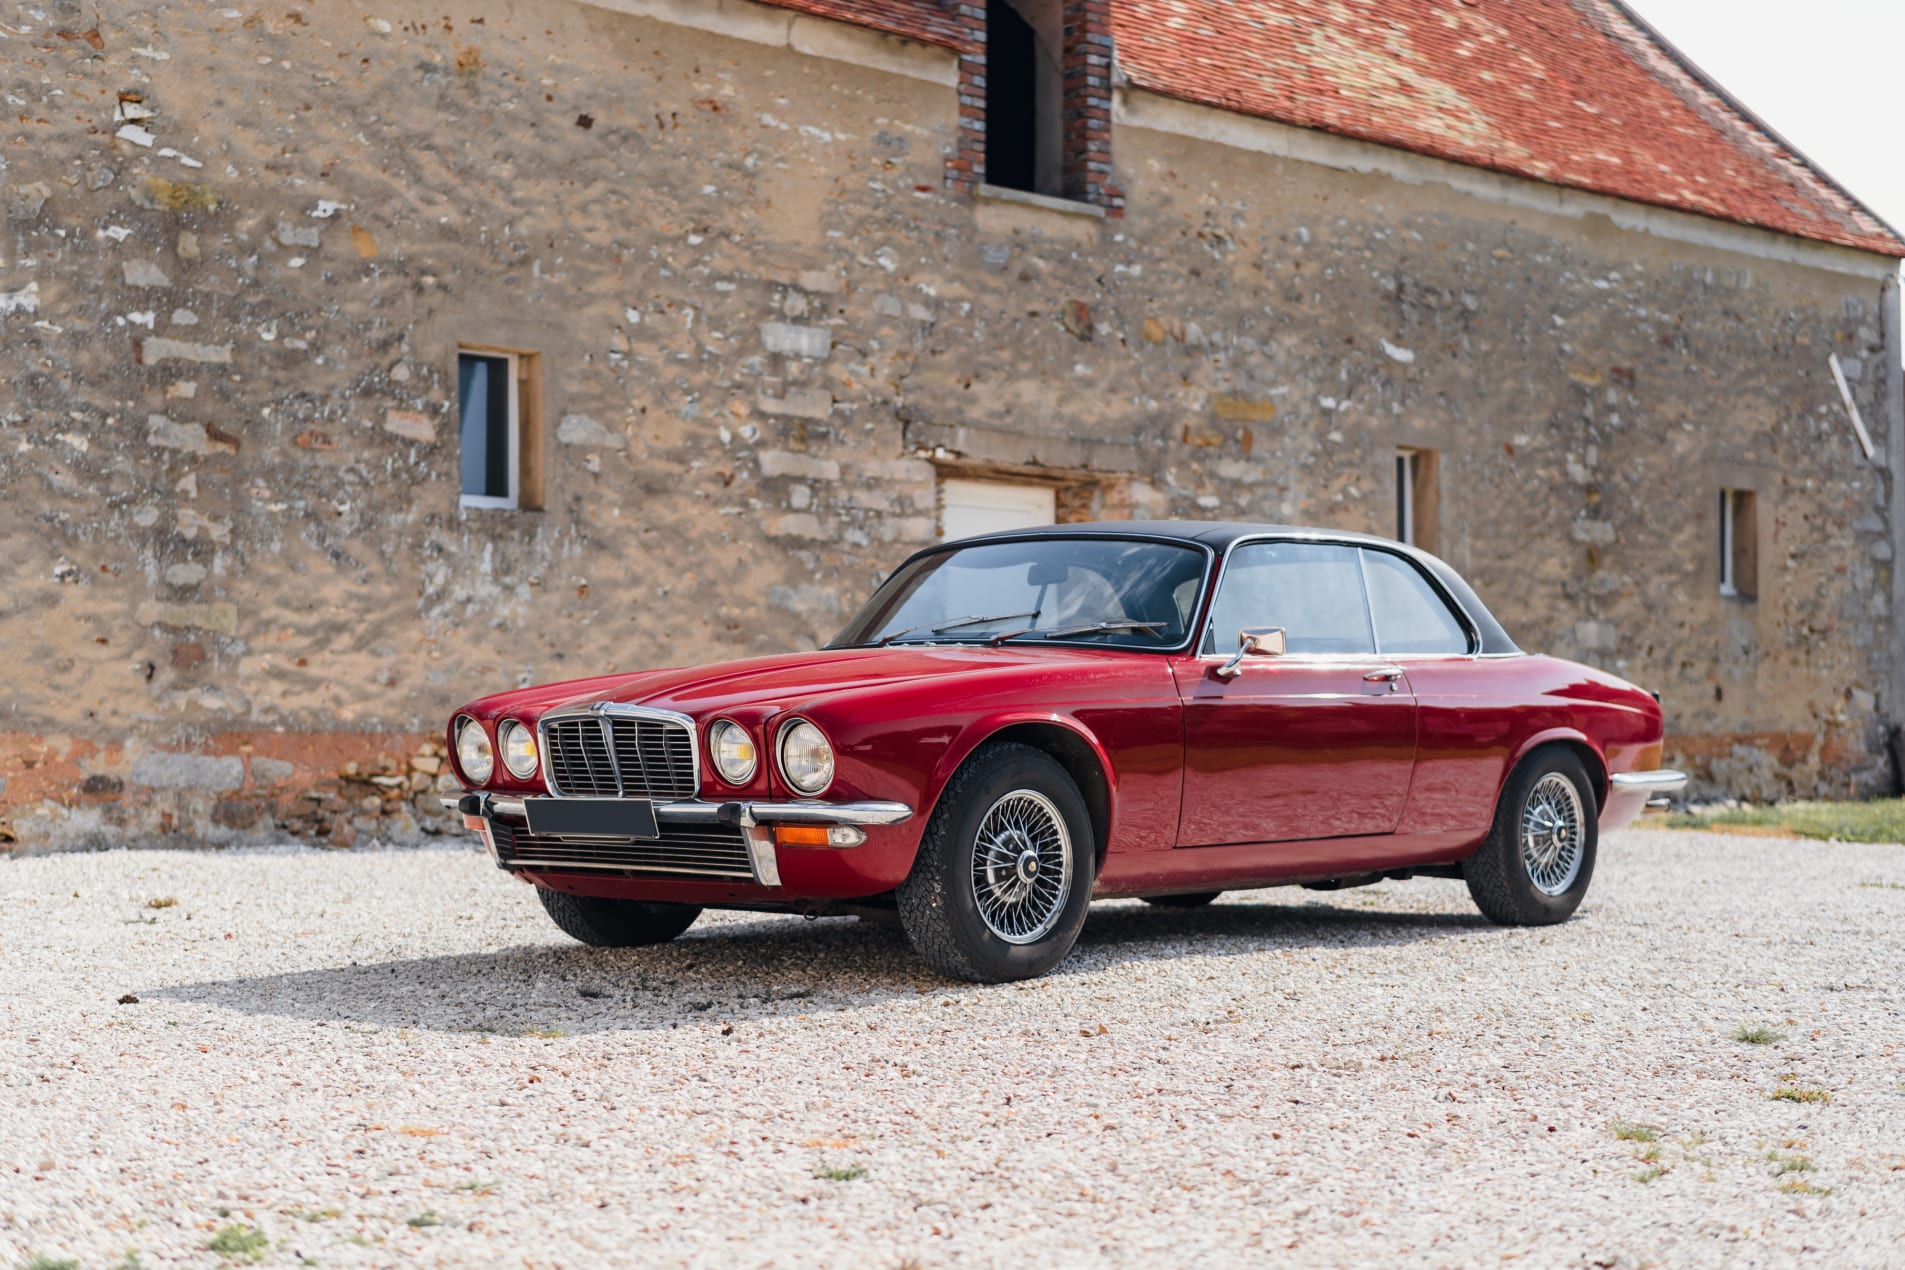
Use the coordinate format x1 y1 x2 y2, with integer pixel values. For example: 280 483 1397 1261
439 792 914 827
438 793 914 888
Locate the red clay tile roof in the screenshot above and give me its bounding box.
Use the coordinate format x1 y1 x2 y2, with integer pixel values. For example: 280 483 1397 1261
759 0 1905 257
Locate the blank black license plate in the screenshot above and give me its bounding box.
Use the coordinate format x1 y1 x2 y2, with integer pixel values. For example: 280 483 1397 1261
523 798 659 840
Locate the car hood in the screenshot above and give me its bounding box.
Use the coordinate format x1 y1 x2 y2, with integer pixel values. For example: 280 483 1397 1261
462 645 1111 721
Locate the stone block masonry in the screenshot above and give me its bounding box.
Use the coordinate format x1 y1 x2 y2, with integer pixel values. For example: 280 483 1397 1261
0 0 1897 850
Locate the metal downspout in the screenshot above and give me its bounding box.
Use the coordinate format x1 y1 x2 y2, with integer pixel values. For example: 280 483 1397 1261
1884 274 1905 790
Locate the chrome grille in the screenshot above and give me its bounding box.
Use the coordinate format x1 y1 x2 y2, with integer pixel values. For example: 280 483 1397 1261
609 718 697 800
543 717 620 797
541 713 699 801
490 818 752 880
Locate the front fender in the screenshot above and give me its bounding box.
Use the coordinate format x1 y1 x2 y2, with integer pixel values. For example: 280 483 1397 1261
919 710 1120 844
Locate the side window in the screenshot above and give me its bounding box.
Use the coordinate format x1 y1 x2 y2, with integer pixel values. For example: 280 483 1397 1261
1362 550 1470 655
1205 542 1374 655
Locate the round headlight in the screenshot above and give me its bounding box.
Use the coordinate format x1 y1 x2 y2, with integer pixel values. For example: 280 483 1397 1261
499 719 539 780
455 716 494 784
778 720 834 795
709 719 758 785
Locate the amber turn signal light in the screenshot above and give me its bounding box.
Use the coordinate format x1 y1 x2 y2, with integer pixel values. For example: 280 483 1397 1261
773 824 867 847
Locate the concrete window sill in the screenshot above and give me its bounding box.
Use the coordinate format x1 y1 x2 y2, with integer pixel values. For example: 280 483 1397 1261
974 184 1107 220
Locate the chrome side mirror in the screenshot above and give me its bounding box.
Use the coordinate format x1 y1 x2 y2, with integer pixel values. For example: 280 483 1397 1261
1214 626 1287 679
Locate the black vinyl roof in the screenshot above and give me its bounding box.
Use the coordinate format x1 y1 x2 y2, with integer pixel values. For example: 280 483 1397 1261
939 520 1521 656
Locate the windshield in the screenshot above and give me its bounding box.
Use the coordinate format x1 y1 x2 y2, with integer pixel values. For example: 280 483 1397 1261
830 537 1209 650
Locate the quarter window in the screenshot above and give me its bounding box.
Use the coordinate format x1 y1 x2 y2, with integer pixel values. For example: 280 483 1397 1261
1205 543 1375 656
1362 551 1470 655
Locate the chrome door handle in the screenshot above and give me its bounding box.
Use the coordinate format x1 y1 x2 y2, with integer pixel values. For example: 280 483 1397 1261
1363 668 1404 683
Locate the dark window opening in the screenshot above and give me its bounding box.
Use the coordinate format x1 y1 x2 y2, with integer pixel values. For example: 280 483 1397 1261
987 0 1039 193
985 0 1063 196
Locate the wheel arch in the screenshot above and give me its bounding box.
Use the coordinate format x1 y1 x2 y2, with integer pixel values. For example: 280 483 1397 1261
1504 729 1608 814
924 717 1115 866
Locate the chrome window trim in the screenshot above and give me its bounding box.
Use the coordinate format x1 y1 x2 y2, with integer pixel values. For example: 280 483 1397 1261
829 533 1219 654
1199 533 1481 658
536 701 701 799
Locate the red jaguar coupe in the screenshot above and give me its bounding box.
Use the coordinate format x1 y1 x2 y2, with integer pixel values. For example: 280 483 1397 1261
442 522 1683 983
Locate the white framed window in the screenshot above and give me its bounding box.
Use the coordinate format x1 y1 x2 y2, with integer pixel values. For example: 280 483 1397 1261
1395 450 1416 546
1395 448 1437 551
1719 488 1757 599
940 478 1056 541
459 349 520 509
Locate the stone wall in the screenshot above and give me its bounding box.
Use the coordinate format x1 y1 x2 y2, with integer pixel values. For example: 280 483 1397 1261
0 0 1898 850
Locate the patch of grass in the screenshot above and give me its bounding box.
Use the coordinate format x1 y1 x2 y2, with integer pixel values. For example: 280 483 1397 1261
1779 1179 1833 1196
289 1207 342 1222
521 1027 566 1039
1733 1024 1786 1045
1630 1164 1666 1183
1770 1085 1833 1104
21 1255 80 1270
1664 798 1905 844
455 1180 497 1195
1766 1150 1815 1175
406 1212 442 1229
1859 880 1905 890
814 1163 868 1182
1610 1118 1661 1142
1633 1143 1663 1162
206 1224 269 1262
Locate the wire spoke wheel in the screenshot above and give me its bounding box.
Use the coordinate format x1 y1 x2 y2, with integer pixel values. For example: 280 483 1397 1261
1519 772 1585 896
969 789 1073 944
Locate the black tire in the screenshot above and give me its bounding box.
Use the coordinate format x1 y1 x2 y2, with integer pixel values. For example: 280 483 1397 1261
1140 892 1221 909
1462 747 1598 926
897 741 1096 983
536 887 702 948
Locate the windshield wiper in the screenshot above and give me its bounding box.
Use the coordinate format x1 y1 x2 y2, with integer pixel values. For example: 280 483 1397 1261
986 619 1167 646
875 610 1042 647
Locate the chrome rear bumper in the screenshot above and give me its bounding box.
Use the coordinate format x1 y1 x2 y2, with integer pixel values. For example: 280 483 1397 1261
1602 768 1688 831
1610 769 1688 805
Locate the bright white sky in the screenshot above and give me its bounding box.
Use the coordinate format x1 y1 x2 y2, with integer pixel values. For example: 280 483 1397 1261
1628 0 1905 240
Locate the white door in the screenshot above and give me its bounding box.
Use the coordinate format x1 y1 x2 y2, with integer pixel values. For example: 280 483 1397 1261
940 479 1056 541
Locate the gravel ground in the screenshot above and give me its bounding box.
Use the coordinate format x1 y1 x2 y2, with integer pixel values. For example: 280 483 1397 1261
2 828 1901 1269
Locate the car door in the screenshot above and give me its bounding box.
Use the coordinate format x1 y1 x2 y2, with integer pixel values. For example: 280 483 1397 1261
1358 546 1502 835
1173 541 1418 846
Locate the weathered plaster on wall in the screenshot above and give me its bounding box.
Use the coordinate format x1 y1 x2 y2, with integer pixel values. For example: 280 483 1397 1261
0 0 1895 848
